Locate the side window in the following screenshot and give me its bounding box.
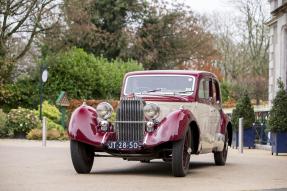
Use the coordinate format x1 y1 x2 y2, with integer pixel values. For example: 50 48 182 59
212 80 217 101
212 79 221 103
198 78 209 99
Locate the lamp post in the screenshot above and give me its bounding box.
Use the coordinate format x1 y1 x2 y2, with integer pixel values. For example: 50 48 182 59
40 67 48 147
40 68 48 120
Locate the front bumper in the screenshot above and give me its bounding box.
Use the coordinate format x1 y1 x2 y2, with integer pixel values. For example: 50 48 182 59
69 130 168 152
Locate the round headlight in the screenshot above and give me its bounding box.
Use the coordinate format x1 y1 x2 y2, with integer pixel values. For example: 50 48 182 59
96 102 113 119
144 103 160 119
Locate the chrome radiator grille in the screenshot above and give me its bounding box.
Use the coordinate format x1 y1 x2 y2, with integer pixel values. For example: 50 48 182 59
115 97 145 141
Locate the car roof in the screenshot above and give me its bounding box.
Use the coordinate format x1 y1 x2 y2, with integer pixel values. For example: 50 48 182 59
125 70 217 78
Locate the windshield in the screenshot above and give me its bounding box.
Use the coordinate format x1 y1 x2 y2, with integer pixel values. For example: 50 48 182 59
124 75 195 95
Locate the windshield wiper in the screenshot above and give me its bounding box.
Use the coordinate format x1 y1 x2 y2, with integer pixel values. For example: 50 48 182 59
173 90 194 95
146 88 162 93
134 88 163 95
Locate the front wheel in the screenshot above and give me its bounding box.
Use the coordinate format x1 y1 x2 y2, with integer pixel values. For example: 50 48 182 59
214 132 228 165
70 140 94 173
172 128 192 177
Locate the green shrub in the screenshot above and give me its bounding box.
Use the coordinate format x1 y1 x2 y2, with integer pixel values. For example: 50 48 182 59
98 58 144 98
0 109 7 137
6 107 40 137
26 102 65 140
26 128 42 140
231 92 255 130
0 48 143 112
43 47 143 100
34 101 61 124
26 128 68 140
46 118 64 131
47 128 61 140
220 81 230 103
33 101 63 131
0 78 38 112
268 79 287 132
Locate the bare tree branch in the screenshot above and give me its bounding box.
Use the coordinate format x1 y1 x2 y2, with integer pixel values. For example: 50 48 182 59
0 0 59 83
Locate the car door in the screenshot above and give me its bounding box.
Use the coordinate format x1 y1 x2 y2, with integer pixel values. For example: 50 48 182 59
208 78 222 147
196 77 213 152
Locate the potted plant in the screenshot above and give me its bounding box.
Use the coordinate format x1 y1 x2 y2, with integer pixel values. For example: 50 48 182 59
231 92 255 148
268 79 287 155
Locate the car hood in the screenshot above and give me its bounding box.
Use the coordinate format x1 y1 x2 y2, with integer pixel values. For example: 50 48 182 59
145 101 196 122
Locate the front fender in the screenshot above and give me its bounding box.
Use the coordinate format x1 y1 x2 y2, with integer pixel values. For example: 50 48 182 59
68 104 114 148
144 109 196 147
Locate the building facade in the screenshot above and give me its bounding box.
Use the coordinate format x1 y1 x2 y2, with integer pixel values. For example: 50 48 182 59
268 0 287 105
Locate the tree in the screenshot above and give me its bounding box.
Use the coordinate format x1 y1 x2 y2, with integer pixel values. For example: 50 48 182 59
268 79 287 132
231 92 255 130
236 0 269 105
0 0 60 84
210 13 247 82
62 0 147 60
130 2 218 70
208 0 269 103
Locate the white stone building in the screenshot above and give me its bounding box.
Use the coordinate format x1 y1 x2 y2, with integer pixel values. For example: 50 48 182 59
267 0 287 105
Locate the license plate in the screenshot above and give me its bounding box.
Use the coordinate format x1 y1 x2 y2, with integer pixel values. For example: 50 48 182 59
107 141 140 150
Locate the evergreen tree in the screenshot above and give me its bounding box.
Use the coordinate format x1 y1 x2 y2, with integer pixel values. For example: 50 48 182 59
62 0 147 60
268 79 287 132
231 92 255 130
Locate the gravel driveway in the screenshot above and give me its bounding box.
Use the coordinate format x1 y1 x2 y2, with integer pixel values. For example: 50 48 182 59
0 139 287 191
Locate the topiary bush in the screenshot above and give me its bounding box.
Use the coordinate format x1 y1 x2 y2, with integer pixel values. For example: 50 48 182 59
6 107 40 137
231 92 255 130
268 79 287 132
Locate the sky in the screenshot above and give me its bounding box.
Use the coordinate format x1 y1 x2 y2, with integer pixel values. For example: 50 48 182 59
179 0 236 14
180 0 270 16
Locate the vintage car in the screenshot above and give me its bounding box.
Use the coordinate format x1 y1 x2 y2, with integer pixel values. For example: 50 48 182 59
69 70 233 177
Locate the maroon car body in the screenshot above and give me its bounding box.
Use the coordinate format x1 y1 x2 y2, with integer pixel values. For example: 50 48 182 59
69 70 232 177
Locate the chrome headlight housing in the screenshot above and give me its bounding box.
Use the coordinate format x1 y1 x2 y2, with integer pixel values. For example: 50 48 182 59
143 103 160 120
96 102 113 119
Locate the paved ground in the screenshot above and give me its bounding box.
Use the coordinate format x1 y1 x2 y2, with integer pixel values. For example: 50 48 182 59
0 139 287 191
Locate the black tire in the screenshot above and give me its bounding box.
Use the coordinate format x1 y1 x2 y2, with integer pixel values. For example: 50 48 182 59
70 140 94 174
214 132 228 166
162 158 172 162
172 128 192 177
